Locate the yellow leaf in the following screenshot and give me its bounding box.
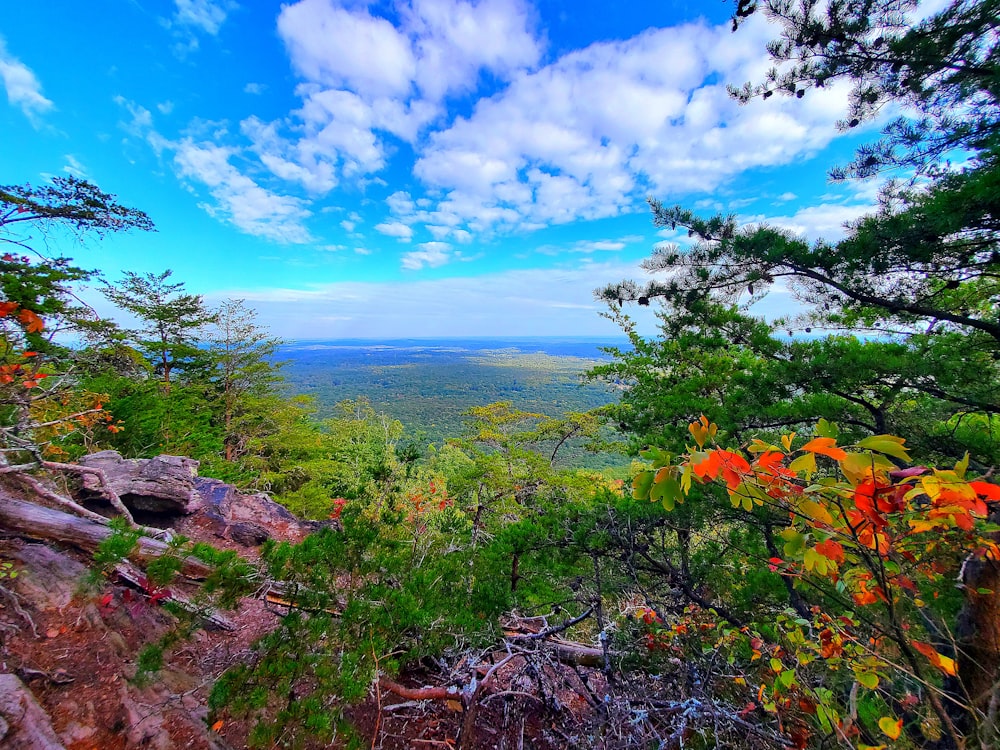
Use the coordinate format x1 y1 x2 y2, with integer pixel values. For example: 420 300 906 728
878 716 902 740
800 499 834 526
937 654 957 676
788 452 817 477
781 432 795 452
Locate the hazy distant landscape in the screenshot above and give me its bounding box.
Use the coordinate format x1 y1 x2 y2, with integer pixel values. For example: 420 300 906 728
278 337 626 453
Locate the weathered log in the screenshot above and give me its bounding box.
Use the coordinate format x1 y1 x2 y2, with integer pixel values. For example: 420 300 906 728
0 495 213 578
114 561 235 631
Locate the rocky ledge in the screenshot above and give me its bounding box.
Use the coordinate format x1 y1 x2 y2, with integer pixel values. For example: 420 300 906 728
77 450 314 547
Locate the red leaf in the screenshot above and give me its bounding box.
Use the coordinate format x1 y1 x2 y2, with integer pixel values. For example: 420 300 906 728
814 539 845 563
971 481 1000 502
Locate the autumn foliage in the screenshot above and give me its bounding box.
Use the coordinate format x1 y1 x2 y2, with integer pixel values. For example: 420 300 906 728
632 417 1000 748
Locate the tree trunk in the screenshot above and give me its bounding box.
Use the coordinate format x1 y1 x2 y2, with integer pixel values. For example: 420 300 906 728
957 514 1000 740
0 494 212 578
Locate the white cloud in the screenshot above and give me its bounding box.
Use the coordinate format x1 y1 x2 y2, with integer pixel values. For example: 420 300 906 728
157 100 175 115
0 36 54 124
234 0 540 203
173 0 231 35
537 234 647 255
244 82 265 95
401 240 453 269
763 201 876 242
62 154 88 178
374 221 414 240
278 0 417 97
114 97 313 244
173 139 314 243
412 14 854 234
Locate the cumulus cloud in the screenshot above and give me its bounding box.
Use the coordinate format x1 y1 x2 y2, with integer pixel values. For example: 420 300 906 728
412 14 853 233
241 0 540 201
401 240 454 270
374 221 414 241
115 97 313 244
0 36 54 124
115 4 869 252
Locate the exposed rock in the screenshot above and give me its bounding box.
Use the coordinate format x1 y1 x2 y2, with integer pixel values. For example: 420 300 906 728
228 521 270 547
9 544 88 611
0 673 66 750
119 683 173 750
68 451 314 546
191 477 310 546
78 451 202 514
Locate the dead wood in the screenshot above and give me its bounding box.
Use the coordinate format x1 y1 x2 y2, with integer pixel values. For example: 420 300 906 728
0 494 213 578
114 561 235 631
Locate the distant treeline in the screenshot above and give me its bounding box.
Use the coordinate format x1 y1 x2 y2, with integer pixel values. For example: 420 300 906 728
276 342 623 466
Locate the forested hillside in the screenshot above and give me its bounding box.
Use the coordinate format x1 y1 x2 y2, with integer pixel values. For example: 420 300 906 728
1 1 999 749
278 339 622 463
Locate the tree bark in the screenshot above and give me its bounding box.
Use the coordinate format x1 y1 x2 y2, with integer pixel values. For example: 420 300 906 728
0 494 212 578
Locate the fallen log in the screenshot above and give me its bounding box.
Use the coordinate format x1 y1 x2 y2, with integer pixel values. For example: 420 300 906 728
0 495 213 579
114 561 235 631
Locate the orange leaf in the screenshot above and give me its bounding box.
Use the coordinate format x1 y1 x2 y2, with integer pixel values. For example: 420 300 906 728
692 451 722 480
814 539 845 564
912 641 958 676
17 308 44 333
211 720 224 732
800 437 848 460
0 301 17 317
970 481 1000 502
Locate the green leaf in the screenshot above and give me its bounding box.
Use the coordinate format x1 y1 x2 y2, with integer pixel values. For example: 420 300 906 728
632 471 654 500
651 475 683 511
815 418 839 439
855 670 879 689
855 435 911 462
781 528 807 557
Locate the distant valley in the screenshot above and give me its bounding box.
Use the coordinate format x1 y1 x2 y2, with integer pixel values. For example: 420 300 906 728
277 337 627 462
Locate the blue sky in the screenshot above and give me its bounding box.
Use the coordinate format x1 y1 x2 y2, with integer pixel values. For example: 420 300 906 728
1 0 885 339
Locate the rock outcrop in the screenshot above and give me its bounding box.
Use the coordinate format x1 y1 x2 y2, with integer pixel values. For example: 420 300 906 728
78 451 202 514
188 477 312 546
0 674 66 750
74 450 311 546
